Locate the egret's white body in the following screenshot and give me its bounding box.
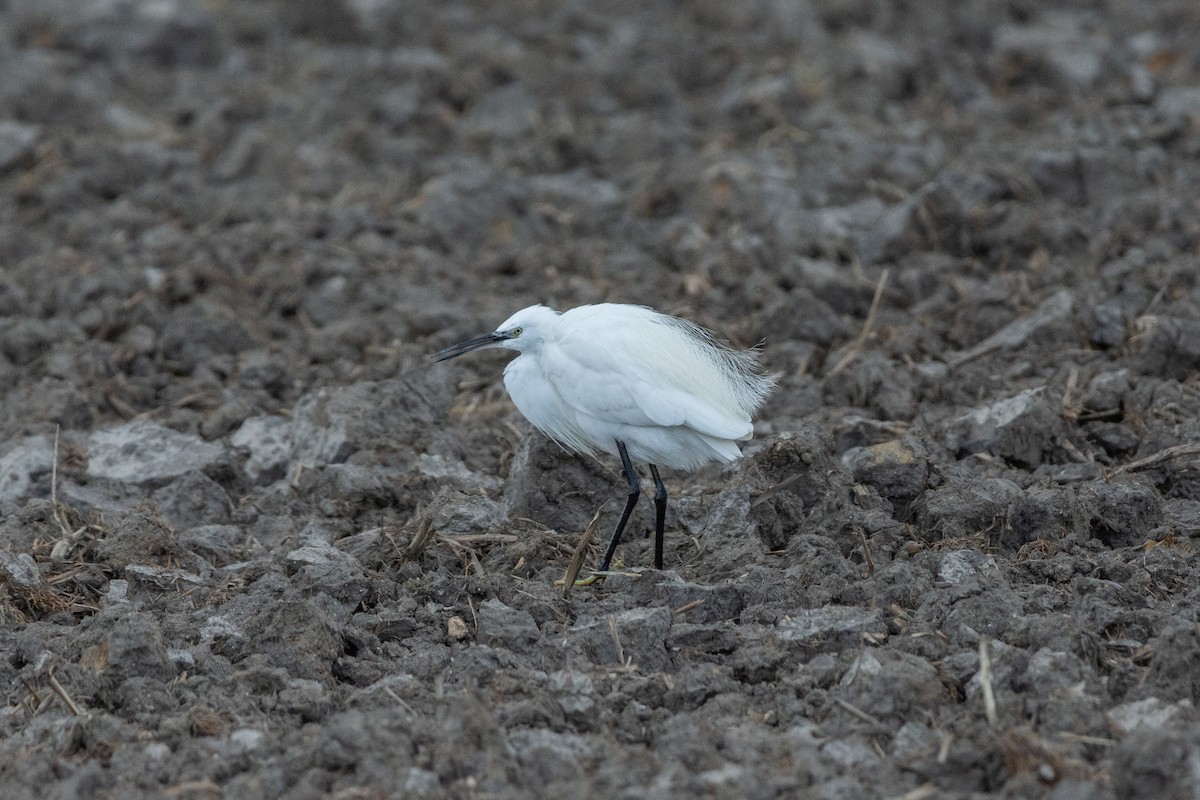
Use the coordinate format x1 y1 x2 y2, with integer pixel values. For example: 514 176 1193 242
497 304 773 471
432 302 775 574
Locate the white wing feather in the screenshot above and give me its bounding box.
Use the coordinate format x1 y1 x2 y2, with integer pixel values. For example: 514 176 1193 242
545 305 770 441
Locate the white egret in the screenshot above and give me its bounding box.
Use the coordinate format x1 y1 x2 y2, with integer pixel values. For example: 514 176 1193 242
432 303 776 576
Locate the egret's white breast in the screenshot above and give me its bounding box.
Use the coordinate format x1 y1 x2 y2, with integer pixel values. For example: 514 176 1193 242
503 353 596 456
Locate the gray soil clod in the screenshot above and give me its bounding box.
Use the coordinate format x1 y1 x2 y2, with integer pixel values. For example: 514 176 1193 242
1 2 1200 799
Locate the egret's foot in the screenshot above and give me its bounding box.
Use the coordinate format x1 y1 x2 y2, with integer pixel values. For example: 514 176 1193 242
555 559 626 588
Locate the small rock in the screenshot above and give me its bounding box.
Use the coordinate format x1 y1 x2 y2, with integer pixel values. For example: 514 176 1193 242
104 104 156 136
1083 369 1131 414
825 351 916 420
415 454 502 493
0 119 41 173
159 313 254 372
102 612 176 681
502 434 615 538
1090 300 1127 348
460 82 540 139
892 721 940 764
993 14 1106 91
96 507 185 569
1007 485 1076 545
1131 316 1200 380
1087 422 1140 456
427 487 505 536
914 360 949 381
152 470 232 529
1104 724 1200 796
843 437 930 507
374 83 421 128
853 191 927 265
402 768 443 799
566 607 671 670
775 606 884 650
844 30 915 100
200 614 245 649
547 670 595 718
1026 150 1084 205
231 415 294 483
942 387 1062 467
477 599 540 651
913 477 1022 543
964 639 1019 702
103 580 130 609
289 375 452 467
236 600 342 681
167 648 195 670
125 564 205 591
228 728 265 752
508 729 590 784
447 616 469 640
947 290 1074 366
354 609 418 643
759 289 855 347
278 678 330 721
2 317 85 366
413 164 526 250
87 421 223 484
834 650 946 725
937 550 1002 587
179 524 242 564
1155 87 1200 124
1107 698 1186 734
528 171 623 211
62 0 221 67
1081 478 1163 547
284 543 372 606
0 550 42 588
297 521 334 547
639 574 745 624
1164 500 1200 534
143 742 170 762
0 435 53 502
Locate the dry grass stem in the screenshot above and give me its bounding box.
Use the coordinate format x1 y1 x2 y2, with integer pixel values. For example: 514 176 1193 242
828 268 890 377
672 599 704 615
1061 367 1079 421
50 426 73 539
404 515 435 561
561 506 603 596
608 616 633 669
1116 441 1200 474
858 527 875 576
1055 731 1115 747
437 533 519 544
979 636 998 727
833 697 884 728
47 669 82 716
750 471 807 508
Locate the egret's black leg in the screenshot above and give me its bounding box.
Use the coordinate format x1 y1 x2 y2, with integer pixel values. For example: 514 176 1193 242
597 441 640 574
649 464 667 570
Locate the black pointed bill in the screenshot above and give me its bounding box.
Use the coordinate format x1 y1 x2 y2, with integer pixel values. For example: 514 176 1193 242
431 331 511 362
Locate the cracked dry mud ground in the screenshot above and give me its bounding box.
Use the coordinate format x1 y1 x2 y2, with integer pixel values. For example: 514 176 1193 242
1 1 1200 798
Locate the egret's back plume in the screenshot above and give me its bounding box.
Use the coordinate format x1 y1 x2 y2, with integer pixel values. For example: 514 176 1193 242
432 303 776 577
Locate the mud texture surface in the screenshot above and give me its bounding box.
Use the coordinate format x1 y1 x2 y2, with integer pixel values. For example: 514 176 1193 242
2 1 1200 798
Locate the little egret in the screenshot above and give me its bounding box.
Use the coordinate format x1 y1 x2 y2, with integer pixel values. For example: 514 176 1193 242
432 303 776 576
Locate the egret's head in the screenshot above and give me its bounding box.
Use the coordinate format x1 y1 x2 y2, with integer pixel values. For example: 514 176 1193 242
431 305 559 362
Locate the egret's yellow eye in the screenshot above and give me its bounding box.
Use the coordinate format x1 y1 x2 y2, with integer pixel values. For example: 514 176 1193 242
512 327 523 336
